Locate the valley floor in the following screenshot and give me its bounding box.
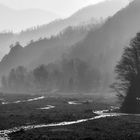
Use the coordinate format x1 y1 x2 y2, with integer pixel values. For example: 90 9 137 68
10 115 140 140
1 93 137 140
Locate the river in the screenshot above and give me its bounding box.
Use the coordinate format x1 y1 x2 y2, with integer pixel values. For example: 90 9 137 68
1 96 45 105
0 109 122 140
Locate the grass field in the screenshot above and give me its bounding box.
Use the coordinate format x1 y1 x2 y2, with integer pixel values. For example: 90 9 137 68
9 115 140 140
1 93 131 140
0 93 111 130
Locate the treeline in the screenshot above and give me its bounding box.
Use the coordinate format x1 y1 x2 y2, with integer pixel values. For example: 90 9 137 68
1 59 100 93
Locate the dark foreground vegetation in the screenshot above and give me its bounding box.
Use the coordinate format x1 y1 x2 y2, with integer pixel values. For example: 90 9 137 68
0 93 110 130
113 32 140 113
9 115 140 140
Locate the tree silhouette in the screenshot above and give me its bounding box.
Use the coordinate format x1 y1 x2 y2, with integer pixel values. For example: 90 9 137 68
0 59 99 93
114 33 140 113
33 65 48 91
1 75 7 90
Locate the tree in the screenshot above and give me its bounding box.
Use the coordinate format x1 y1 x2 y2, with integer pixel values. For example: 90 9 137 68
1 66 29 92
1 75 8 89
15 66 28 90
33 65 48 91
8 69 17 90
60 58 97 92
114 33 140 113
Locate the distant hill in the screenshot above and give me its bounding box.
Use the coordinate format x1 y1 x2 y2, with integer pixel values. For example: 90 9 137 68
0 4 59 32
0 0 129 59
68 0 140 91
17 0 129 43
71 0 129 21
0 25 98 78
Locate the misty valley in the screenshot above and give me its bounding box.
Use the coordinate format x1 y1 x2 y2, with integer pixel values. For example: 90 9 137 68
1 0 140 139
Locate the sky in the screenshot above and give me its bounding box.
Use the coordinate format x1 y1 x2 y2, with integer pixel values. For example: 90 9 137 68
0 0 105 17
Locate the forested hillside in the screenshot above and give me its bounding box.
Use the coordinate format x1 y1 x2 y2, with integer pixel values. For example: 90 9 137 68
0 0 128 59
67 0 140 92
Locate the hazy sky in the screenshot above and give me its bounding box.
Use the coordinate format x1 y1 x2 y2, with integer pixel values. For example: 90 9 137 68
0 0 105 17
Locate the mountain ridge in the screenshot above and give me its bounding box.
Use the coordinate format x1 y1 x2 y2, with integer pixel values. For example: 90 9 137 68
0 0 129 59
0 4 60 32
67 0 140 91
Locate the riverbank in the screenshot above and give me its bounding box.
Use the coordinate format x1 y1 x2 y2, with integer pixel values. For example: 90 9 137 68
9 114 140 140
0 93 113 139
0 110 119 140
0 93 122 140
